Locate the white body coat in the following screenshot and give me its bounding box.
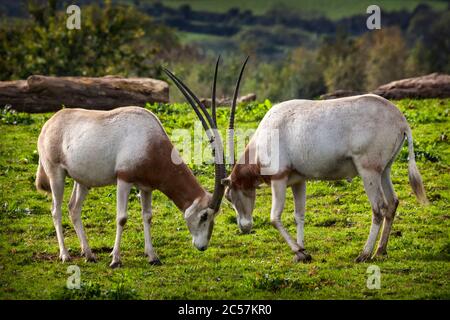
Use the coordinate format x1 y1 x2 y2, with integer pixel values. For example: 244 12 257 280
225 94 427 262
254 95 404 181
36 107 215 267
55 108 164 188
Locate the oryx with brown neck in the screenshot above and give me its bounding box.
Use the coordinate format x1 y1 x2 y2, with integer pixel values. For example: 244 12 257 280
36 57 249 267
222 94 428 263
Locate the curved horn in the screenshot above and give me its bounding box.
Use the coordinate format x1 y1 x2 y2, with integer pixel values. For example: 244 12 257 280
209 56 225 211
163 68 216 130
228 56 250 167
211 55 220 127
162 68 212 137
162 65 226 212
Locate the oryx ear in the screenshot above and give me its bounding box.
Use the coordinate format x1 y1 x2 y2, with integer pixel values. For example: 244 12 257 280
184 209 194 220
221 177 231 186
184 198 200 219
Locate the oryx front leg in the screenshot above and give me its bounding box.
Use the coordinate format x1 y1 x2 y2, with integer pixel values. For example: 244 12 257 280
110 179 132 268
68 182 96 262
270 178 307 262
140 190 161 265
356 170 386 262
292 181 312 262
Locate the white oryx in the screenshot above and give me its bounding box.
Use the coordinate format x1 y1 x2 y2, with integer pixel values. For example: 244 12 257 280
36 57 248 267
222 94 428 262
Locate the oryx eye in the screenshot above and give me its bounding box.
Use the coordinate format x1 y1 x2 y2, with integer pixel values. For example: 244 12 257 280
200 212 208 223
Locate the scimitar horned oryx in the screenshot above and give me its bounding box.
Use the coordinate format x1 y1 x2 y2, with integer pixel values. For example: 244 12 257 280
35 56 249 267
221 94 428 263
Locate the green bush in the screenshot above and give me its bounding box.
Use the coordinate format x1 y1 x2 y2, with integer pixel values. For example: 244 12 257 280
0 1 179 80
1 105 34 125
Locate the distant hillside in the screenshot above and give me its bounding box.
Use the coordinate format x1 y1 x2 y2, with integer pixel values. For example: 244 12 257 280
1 0 448 60
3 0 447 19
162 0 448 19
139 1 447 59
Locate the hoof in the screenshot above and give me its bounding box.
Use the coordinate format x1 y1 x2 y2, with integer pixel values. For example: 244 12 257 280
82 250 97 262
109 260 122 269
149 258 162 266
375 248 387 257
355 252 372 263
60 253 72 263
85 254 97 263
293 249 312 263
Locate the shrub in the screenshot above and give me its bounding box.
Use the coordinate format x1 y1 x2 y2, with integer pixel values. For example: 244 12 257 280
1 105 33 125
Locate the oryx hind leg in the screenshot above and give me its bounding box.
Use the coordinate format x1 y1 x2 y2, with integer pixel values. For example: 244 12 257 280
47 166 70 262
68 182 96 262
355 168 387 262
375 166 399 256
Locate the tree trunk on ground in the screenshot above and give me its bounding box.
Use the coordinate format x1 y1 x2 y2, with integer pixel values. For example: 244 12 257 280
372 73 450 99
320 73 450 100
200 93 257 107
0 75 169 113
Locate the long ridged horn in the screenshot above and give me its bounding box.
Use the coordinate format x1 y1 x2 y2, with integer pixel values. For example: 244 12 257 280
210 56 225 211
162 65 225 212
162 68 212 137
211 55 220 127
228 56 249 167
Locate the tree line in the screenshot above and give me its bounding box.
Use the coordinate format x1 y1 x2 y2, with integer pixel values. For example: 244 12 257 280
0 1 448 102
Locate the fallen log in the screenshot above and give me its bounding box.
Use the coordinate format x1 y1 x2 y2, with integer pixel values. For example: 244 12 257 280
200 93 257 107
0 75 169 113
372 73 450 99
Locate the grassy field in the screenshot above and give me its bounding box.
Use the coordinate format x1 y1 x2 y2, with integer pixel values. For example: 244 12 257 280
162 0 448 19
0 99 449 299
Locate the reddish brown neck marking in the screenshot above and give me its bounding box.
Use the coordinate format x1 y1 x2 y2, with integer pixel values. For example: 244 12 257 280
230 144 292 189
117 138 206 211
230 145 266 189
159 163 206 211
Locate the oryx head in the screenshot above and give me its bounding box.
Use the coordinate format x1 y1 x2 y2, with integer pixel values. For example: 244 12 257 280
163 56 249 250
221 171 257 234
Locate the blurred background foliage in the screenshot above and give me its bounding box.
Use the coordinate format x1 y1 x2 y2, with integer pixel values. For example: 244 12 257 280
0 0 179 79
0 0 449 102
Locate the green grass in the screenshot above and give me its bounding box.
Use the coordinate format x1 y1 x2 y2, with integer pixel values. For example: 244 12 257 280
0 99 449 299
177 31 226 45
162 0 448 20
